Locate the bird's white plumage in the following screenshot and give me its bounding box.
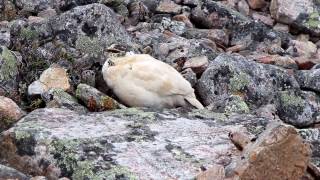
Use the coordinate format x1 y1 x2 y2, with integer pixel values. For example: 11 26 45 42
102 54 204 109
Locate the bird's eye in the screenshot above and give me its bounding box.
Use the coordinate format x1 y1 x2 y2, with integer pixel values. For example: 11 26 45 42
108 60 115 66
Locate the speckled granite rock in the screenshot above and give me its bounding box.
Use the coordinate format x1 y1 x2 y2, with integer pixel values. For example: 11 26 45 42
197 53 320 127
0 164 29 180
0 46 20 101
10 3 133 91
0 108 273 179
295 69 320 93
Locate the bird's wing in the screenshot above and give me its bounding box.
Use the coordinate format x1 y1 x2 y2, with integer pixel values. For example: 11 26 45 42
122 58 194 97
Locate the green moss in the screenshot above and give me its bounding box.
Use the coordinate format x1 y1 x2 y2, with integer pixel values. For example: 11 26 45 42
20 27 39 40
279 91 304 108
230 72 250 92
75 36 104 55
0 47 18 81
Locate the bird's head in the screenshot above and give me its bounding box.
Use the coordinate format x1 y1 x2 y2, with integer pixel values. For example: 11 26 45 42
102 58 115 81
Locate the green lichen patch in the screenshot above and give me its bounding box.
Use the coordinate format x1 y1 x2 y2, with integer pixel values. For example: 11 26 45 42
230 72 250 92
72 162 137 180
20 27 39 40
51 89 78 102
305 12 320 29
279 91 304 109
0 46 18 81
125 121 157 142
14 130 32 140
49 139 81 175
100 96 118 110
225 95 250 115
49 138 138 179
106 108 156 123
75 36 104 55
165 144 198 164
188 109 227 122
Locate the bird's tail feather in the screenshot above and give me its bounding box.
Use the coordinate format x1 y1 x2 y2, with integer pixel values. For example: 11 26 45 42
185 96 204 109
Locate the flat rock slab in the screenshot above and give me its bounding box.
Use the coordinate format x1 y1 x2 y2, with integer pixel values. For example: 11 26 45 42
0 108 272 179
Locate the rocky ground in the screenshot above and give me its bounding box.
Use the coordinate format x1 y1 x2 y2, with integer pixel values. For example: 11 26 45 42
1 0 320 179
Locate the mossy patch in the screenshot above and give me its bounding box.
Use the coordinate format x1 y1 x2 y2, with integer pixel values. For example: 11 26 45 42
75 36 104 55
230 72 250 92
0 46 18 81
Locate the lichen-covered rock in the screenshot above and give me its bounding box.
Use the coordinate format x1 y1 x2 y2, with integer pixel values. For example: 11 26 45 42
275 90 320 127
76 83 122 111
0 164 29 180
42 88 87 113
11 3 133 93
197 54 299 109
226 122 311 180
0 108 273 179
14 0 100 15
142 32 218 64
190 0 250 30
190 1 291 52
0 96 25 132
0 46 20 101
270 0 320 37
299 128 320 167
197 54 319 127
295 68 320 93
183 28 229 47
0 21 11 47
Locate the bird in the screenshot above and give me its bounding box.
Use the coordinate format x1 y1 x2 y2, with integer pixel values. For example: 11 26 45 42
102 54 204 109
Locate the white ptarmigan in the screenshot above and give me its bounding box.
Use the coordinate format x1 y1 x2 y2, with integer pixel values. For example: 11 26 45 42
102 54 204 109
